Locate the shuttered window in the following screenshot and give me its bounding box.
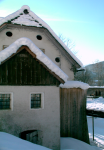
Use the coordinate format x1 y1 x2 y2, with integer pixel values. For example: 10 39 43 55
31 94 41 108
0 94 11 109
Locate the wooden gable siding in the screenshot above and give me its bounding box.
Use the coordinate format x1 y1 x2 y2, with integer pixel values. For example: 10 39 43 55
0 48 61 86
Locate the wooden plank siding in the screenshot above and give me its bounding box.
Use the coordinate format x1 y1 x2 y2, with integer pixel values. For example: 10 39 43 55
0 48 61 86
60 88 90 144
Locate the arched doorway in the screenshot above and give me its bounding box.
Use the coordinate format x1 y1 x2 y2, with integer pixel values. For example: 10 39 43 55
19 130 38 144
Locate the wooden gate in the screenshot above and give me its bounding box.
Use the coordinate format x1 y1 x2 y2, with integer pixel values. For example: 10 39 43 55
60 88 89 144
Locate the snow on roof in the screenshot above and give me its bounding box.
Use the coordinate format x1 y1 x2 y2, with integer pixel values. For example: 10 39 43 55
0 5 83 67
0 132 51 150
0 37 68 82
89 86 104 89
60 81 89 90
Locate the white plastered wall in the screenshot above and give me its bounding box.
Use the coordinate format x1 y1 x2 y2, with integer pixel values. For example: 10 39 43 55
0 86 60 150
0 27 74 80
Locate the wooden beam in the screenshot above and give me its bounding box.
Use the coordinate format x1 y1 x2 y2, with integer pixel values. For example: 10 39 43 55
86 109 104 118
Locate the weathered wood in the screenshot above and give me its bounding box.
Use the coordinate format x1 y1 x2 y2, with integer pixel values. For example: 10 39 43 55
60 88 89 144
0 48 62 85
86 109 104 118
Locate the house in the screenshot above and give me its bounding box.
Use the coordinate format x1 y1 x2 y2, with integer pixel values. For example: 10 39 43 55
87 86 104 97
0 5 83 150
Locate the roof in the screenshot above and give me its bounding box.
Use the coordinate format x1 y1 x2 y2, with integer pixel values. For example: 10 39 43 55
0 5 83 68
0 37 68 82
60 81 89 90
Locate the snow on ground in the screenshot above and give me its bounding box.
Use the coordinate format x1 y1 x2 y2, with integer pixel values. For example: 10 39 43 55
61 137 102 150
87 97 104 150
87 97 104 111
0 132 51 150
0 132 102 150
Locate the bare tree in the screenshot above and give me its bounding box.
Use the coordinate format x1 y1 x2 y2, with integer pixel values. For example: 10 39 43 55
58 33 77 55
74 68 93 85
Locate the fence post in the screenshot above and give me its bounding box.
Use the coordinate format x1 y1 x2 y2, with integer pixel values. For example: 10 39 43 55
92 116 94 141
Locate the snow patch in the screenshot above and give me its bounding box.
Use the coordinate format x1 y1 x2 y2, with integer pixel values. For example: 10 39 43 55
21 5 30 11
89 86 104 89
0 37 68 82
61 137 102 150
0 132 51 150
87 97 104 111
60 81 89 90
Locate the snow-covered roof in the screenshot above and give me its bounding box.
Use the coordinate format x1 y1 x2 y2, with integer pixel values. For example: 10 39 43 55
0 37 68 82
89 86 104 89
60 81 89 90
0 5 83 67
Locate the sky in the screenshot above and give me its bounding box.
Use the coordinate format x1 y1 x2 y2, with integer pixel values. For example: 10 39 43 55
0 0 104 66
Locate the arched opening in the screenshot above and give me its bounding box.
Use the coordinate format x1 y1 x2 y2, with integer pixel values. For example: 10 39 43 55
19 130 38 144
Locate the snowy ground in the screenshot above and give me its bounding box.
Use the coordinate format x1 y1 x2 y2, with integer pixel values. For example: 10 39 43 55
0 132 102 150
87 97 104 150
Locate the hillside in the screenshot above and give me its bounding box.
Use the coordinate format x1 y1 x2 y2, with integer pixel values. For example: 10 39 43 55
75 61 104 86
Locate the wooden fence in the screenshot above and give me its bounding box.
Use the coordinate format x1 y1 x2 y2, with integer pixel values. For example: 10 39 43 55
60 88 89 144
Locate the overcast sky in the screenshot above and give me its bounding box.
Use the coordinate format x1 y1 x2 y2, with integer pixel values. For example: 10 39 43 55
0 0 104 66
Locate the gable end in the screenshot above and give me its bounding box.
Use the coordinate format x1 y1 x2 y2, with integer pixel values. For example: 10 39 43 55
0 46 64 85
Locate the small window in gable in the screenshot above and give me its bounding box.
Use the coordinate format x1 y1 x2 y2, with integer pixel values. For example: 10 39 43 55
6 31 13 37
0 93 13 110
55 57 60 63
2 45 9 50
30 93 44 109
23 9 29 14
36 35 42 40
39 48 45 53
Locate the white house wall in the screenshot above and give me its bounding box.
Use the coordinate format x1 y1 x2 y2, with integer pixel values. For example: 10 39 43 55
0 86 60 150
0 27 74 80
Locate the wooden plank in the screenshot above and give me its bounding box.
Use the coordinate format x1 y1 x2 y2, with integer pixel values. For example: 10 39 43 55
86 109 104 118
0 66 2 84
8 61 12 84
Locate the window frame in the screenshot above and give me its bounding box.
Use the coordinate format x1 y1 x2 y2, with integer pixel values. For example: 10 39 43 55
2 45 9 50
30 92 44 110
0 92 13 110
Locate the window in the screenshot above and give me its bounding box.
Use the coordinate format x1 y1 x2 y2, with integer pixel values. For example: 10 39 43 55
55 57 60 62
0 94 11 110
36 35 42 40
2 45 9 50
6 31 13 37
39 48 45 53
23 9 29 14
30 93 44 109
